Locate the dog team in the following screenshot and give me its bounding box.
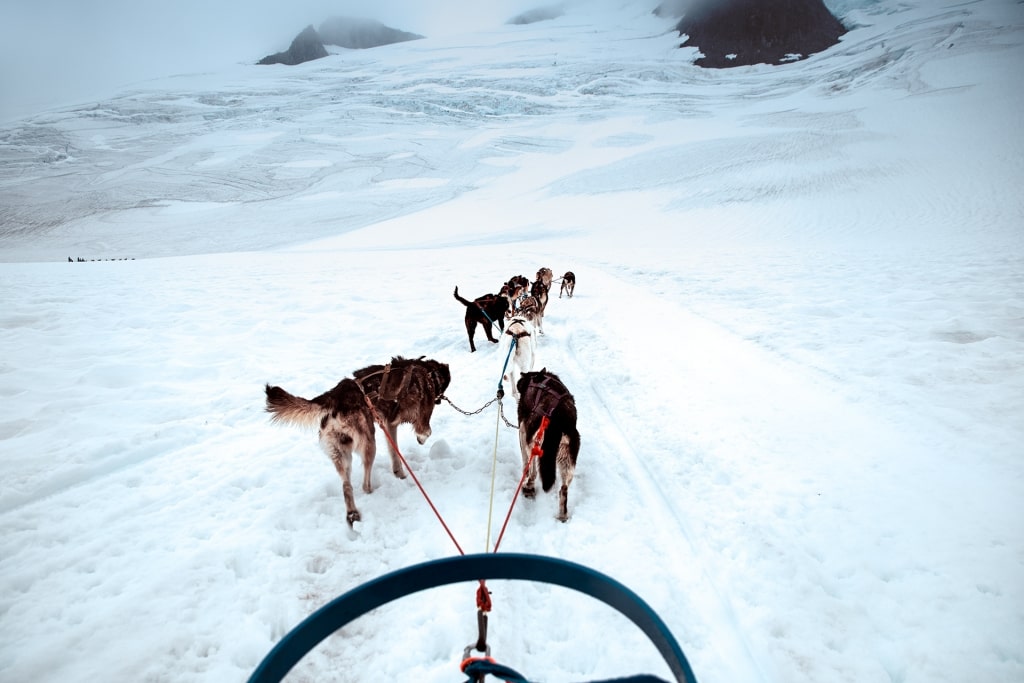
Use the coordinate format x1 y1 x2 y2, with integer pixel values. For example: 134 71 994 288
265 268 579 525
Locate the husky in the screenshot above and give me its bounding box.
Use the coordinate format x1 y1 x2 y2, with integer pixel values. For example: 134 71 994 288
454 287 509 352
503 275 531 314
530 278 549 335
503 314 536 401
352 356 451 478
536 267 553 290
265 378 377 526
559 271 575 299
515 369 580 522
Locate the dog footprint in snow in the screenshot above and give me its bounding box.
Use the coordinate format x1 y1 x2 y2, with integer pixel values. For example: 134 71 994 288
306 556 331 575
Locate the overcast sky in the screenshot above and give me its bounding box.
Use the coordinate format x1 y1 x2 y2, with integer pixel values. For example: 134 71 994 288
0 0 538 122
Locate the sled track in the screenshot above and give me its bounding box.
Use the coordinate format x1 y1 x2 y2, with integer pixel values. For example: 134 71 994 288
536 319 769 683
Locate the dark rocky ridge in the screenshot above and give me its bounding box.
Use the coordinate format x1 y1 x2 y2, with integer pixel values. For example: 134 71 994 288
675 0 847 67
258 25 328 66
258 18 424 66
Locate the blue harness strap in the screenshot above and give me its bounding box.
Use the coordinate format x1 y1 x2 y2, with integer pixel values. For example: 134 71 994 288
247 553 698 683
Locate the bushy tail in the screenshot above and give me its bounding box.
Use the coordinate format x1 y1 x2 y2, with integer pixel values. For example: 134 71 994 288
265 384 324 428
539 424 580 492
539 424 561 492
453 286 473 307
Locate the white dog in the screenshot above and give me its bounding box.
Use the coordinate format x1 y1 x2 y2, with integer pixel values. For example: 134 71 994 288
503 314 536 401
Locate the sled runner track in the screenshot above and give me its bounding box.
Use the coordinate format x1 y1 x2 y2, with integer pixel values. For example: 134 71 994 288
542 328 769 683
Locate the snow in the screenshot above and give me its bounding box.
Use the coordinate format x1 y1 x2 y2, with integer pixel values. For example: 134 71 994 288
1 1 1022 682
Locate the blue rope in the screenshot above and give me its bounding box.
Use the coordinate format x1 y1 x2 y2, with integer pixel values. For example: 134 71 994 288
496 336 516 395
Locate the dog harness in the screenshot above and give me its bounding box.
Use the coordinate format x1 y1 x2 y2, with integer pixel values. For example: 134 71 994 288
522 374 568 419
355 363 411 402
505 318 532 340
356 360 445 405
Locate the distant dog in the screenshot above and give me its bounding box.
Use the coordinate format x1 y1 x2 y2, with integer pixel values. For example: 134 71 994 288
536 267 553 288
353 356 451 479
516 369 580 521
559 271 575 299
503 315 536 401
503 275 530 314
454 287 509 352
265 378 377 526
530 278 549 334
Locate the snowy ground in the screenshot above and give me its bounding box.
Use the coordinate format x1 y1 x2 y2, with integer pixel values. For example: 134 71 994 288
1 1 1022 682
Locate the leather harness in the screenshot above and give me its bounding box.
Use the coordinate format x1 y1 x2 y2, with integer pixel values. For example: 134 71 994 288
355 363 411 402
355 361 444 404
522 373 567 419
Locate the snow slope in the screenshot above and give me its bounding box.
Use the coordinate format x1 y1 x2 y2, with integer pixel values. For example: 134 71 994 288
1 1 1022 681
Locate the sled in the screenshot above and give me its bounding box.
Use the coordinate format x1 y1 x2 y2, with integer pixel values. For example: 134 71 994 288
248 552 699 683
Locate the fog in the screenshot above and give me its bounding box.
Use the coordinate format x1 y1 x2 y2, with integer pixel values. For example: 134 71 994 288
0 0 542 122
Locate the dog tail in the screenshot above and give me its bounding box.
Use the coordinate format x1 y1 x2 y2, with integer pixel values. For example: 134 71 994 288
265 384 325 428
453 286 474 308
539 426 580 492
539 423 562 492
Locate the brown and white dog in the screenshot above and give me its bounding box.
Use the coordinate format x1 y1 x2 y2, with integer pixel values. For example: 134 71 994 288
515 368 580 521
265 378 377 526
352 356 451 479
530 277 549 335
503 275 530 315
265 357 450 526
559 271 575 299
536 267 553 289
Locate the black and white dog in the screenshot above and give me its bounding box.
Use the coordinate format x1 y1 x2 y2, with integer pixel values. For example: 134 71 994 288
515 369 580 521
559 271 575 298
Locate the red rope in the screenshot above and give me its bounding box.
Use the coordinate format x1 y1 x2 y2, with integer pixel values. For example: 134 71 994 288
365 396 466 557
491 416 549 554
363 396 549 621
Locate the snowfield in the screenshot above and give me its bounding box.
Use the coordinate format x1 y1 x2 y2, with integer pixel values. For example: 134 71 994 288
1 1 1022 682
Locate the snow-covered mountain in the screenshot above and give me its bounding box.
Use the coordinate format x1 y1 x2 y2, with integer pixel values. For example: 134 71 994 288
1 1 1021 682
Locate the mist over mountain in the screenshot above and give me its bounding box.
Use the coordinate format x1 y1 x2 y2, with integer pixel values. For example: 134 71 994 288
507 4 566 25
318 16 424 49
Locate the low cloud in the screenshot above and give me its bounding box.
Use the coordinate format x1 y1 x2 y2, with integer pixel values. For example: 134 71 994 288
0 0 538 121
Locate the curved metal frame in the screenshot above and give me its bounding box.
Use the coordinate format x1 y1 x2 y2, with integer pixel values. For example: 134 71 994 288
248 552 698 683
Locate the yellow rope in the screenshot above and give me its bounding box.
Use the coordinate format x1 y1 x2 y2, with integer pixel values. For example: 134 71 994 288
484 400 502 552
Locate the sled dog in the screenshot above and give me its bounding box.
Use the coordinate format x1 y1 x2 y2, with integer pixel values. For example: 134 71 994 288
536 267 553 289
353 356 451 477
530 278 549 335
503 275 530 314
503 315 536 401
559 271 575 299
454 287 509 352
265 378 377 526
516 369 580 521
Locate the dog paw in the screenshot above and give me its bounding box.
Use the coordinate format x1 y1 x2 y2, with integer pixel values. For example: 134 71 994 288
393 468 407 479
523 486 536 499
346 510 361 526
